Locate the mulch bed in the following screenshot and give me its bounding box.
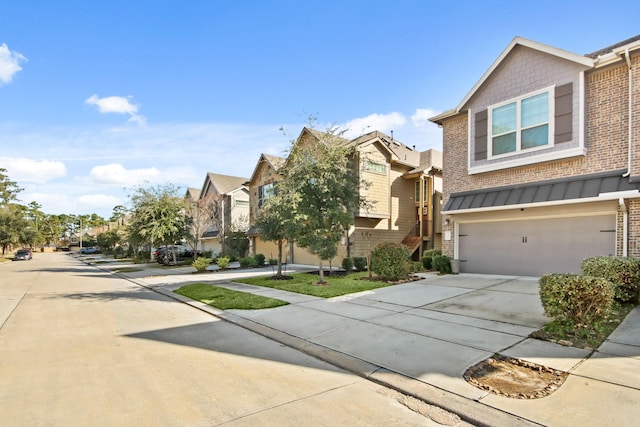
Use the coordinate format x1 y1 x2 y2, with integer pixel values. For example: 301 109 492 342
464 354 568 399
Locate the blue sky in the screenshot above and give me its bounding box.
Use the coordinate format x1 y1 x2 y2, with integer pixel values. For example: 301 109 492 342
1 0 639 219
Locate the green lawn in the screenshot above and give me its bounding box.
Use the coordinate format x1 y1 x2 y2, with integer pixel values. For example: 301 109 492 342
235 271 393 298
174 283 288 310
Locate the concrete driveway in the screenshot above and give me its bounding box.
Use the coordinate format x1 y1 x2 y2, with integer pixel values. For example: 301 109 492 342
101 258 640 426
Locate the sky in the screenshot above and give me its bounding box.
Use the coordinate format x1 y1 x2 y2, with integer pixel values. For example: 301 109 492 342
1 0 639 219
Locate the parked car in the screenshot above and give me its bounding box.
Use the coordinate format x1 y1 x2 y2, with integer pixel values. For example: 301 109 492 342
13 249 33 261
80 247 100 254
153 245 200 264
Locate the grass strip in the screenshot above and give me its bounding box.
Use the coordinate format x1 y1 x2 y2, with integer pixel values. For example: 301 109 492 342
174 283 289 310
235 271 392 298
531 301 634 348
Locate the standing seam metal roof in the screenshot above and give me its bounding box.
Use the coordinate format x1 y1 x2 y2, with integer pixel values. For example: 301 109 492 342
444 170 640 212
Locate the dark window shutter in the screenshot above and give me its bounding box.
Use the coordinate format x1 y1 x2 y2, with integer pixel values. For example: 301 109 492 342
555 83 572 143
474 109 488 160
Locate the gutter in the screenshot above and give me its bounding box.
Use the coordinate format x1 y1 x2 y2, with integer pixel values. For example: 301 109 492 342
622 48 634 178
619 198 628 257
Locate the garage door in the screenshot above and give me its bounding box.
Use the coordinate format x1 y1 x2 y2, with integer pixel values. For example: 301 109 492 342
458 215 616 276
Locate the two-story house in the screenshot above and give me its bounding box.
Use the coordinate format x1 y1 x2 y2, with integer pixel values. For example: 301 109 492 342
430 35 640 276
188 172 250 255
246 127 443 265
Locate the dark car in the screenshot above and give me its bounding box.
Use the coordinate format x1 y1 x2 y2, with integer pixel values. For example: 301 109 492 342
13 249 33 261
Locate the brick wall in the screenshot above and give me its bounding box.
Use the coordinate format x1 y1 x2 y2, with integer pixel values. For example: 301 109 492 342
440 54 637 259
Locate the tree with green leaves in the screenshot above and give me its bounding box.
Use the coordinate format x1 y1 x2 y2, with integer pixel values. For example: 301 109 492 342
128 183 190 264
40 214 63 247
282 126 365 283
254 187 296 278
0 168 23 207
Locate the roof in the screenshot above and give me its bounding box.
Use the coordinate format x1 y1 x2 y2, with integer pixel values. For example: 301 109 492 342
444 170 640 214
407 149 443 175
185 187 201 200
350 130 422 168
201 172 248 196
429 35 640 125
201 230 220 239
586 34 640 58
247 153 287 185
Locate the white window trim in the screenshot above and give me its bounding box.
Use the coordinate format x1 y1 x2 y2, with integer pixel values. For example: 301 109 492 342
364 160 387 174
487 85 555 160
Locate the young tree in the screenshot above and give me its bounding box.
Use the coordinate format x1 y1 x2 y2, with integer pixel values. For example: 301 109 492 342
185 193 218 259
254 189 296 278
128 184 190 264
283 127 364 284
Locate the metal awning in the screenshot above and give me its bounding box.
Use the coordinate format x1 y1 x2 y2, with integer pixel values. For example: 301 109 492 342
444 170 640 213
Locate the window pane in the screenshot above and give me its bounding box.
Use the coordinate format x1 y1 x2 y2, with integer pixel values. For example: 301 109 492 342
492 133 516 155
521 93 548 128
492 103 516 135
522 124 548 149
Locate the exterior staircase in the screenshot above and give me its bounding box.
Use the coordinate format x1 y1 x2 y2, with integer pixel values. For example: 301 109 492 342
401 235 422 253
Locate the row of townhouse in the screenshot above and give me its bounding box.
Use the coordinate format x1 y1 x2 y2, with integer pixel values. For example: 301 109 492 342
430 34 640 276
186 128 443 265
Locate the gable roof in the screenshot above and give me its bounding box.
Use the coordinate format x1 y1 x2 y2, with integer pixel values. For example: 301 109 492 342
200 172 248 197
185 187 201 201
430 35 640 125
457 37 592 113
247 153 287 185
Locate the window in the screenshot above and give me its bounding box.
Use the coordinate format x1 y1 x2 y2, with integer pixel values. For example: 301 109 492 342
414 180 427 203
489 88 551 157
364 160 386 173
258 182 276 208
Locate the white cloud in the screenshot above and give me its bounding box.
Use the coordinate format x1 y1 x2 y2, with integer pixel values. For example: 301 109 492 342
88 163 161 185
341 112 407 139
411 108 440 127
0 157 66 183
85 94 147 125
0 43 27 85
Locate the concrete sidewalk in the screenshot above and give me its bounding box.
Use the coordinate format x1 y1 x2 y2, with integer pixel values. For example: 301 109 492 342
92 256 640 426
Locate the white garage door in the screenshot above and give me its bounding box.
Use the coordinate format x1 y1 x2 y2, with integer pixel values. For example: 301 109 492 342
458 215 616 276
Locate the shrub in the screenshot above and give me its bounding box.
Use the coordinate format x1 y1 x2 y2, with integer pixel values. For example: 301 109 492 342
371 242 410 281
239 256 258 268
422 256 433 270
202 250 213 259
406 261 423 273
254 253 266 266
432 254 451 274
423 249 441 258
192 257 212 272
342 257 354 272
539 274 615 324
581 256 640 303
216 256 231 269
353 257 367 272
268 258 278 266
422 249 442 270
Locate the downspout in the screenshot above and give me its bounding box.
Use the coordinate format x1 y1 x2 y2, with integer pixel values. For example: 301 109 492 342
619 198 628 257
623 48 633 177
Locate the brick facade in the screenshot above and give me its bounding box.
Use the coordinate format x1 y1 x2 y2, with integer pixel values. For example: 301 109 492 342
437 37 640 265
